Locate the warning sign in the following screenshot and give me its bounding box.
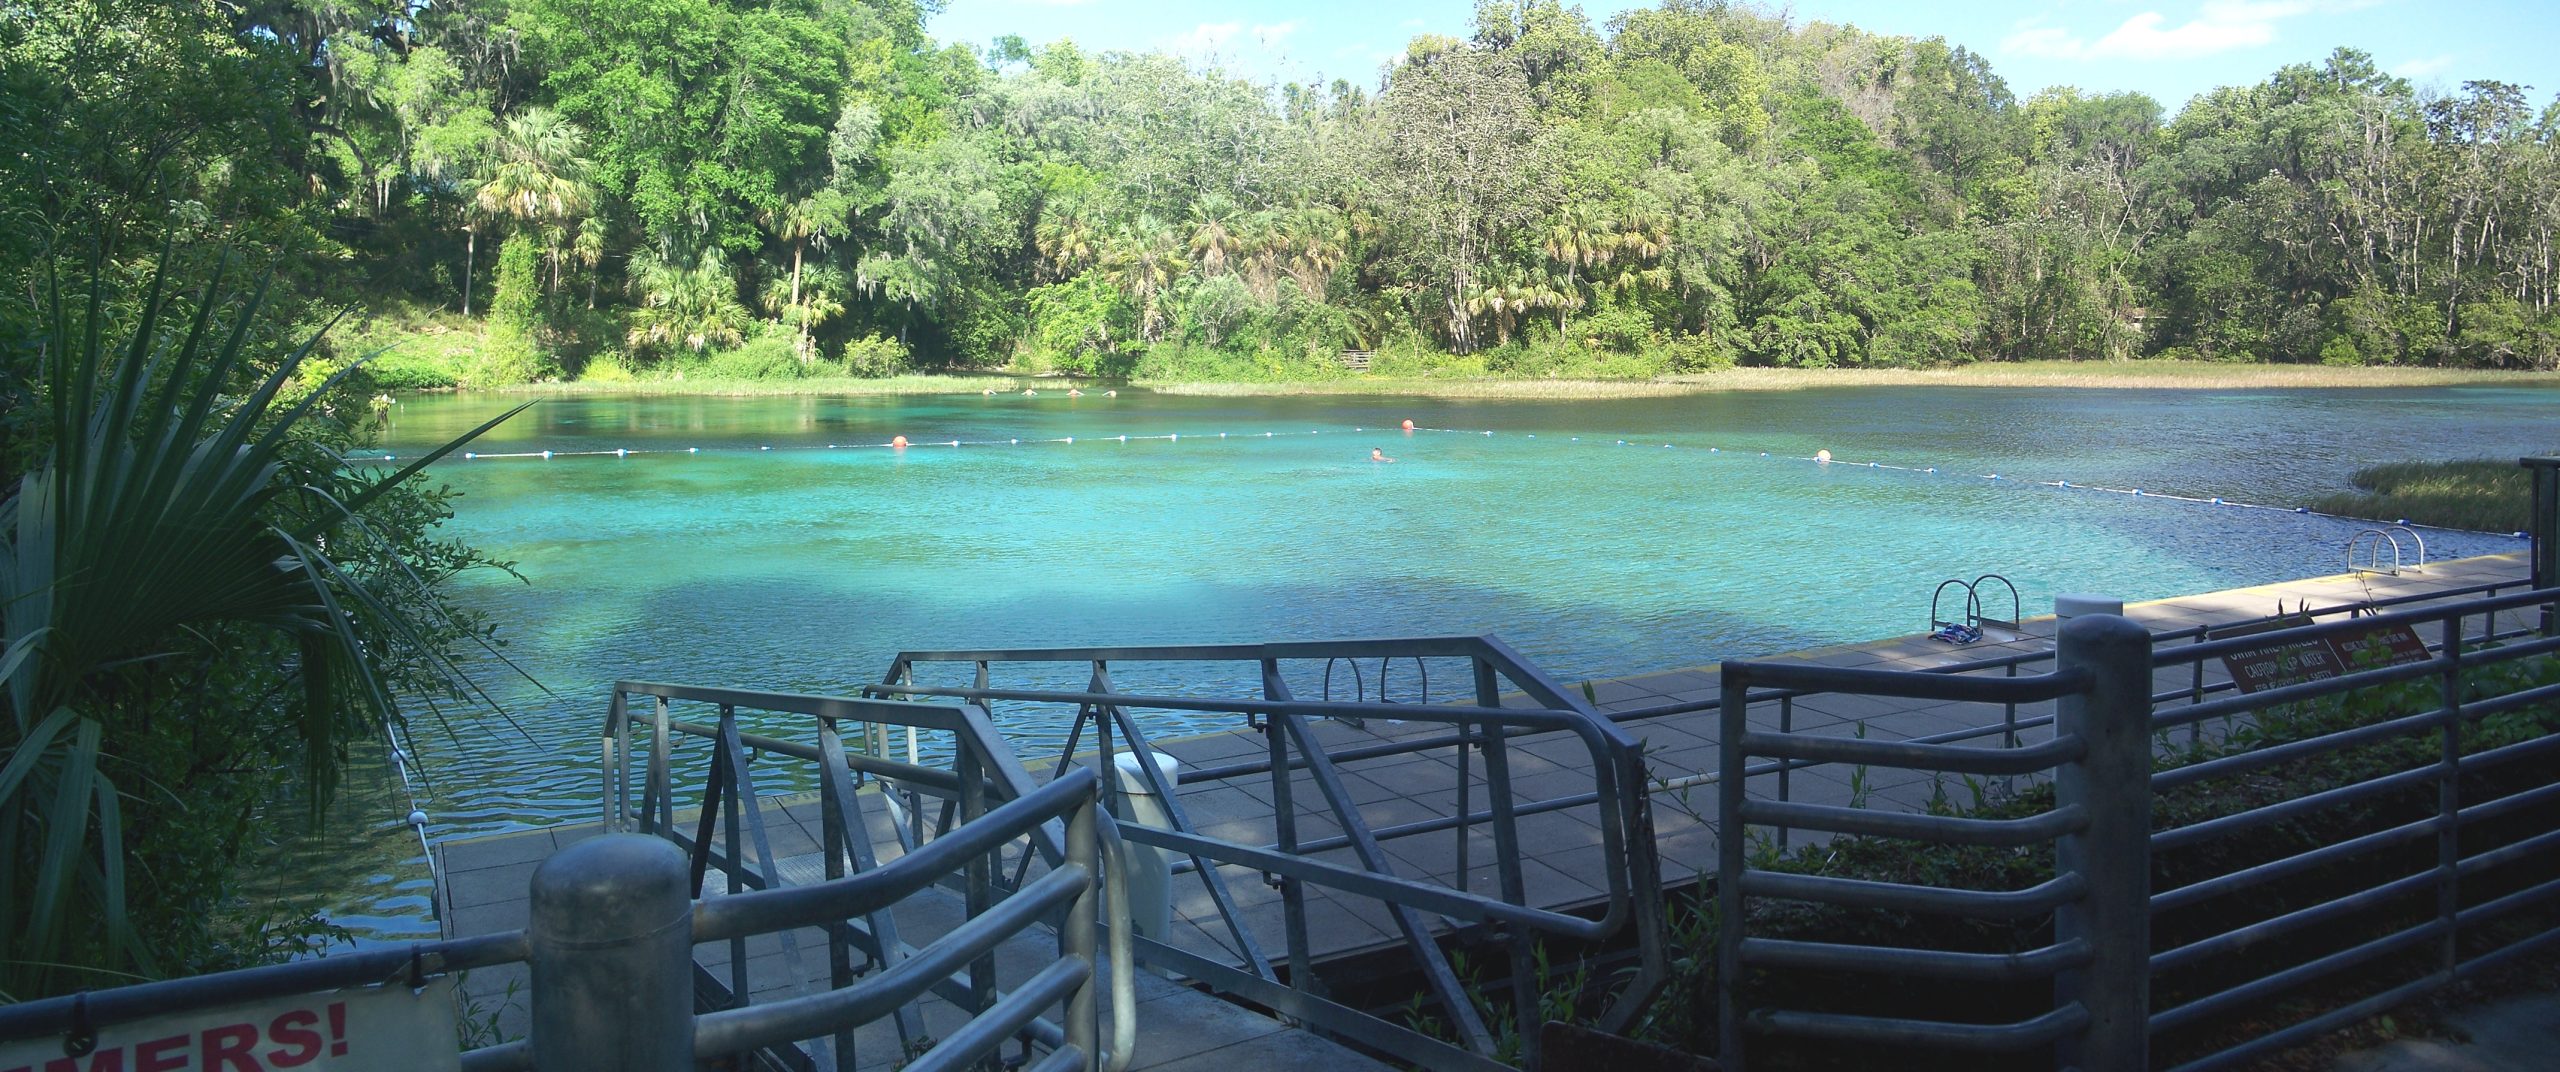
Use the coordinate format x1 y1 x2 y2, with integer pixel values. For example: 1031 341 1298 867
2218 615 2433 693
0 977 457 1072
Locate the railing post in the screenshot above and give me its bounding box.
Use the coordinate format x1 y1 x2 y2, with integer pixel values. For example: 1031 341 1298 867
529 833 695 1072
2052 614 2152 1072
2524 456 2559 636
1063 793 1101 1072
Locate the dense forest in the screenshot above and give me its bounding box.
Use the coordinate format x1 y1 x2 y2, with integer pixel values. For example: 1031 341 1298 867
9 0 2560 388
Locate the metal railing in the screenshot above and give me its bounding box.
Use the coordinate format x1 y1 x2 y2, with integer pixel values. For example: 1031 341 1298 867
1714 614 2152 1070
1709 584 2560 1072
2142 587 2560 1072
870 635 1669 1072
599 682 1134 1072
0 722 1127 1072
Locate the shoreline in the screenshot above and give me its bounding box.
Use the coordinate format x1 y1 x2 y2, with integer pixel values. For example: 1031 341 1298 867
464 362 2560 401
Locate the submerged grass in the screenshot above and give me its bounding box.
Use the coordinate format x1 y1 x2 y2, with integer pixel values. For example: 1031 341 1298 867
489 373 1023 397
2309 456 2549 532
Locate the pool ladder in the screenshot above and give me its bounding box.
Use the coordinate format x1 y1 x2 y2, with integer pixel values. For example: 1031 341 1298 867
2347 525 2427 576
1929 573 2023 637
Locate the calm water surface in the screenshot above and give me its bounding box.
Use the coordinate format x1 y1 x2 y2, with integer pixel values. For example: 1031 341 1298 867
276 384 2555 941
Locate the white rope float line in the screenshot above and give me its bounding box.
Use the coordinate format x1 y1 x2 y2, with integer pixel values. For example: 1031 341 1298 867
384 727 437 890
366 422 2530 540
1398 424 2526 539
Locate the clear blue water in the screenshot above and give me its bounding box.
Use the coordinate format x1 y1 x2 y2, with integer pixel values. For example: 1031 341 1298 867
278 384 2553 942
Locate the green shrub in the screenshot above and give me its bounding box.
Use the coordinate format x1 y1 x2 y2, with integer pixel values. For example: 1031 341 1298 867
840 334 912 378
701 331 804 381
577 350 636 383
357 350 459 390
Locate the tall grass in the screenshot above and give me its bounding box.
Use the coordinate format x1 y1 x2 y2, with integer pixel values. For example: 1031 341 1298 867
2309 456 2549 532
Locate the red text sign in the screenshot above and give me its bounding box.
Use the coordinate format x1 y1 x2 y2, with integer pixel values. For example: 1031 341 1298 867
0 978 457 1072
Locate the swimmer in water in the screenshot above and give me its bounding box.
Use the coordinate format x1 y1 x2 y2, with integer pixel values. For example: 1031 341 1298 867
1069 387 1084 397
1104 389 1117 397
1371 447 1395 463
982 388 995 396
1023 388 1037 397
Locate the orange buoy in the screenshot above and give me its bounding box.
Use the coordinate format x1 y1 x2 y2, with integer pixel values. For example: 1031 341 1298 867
1401 419 1415 431
892 435 909 448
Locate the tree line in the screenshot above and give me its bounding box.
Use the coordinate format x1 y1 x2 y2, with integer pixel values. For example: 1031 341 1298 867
9 0 2560 386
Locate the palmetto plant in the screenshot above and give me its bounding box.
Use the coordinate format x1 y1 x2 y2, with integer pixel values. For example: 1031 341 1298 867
627 248 750 354
1 253 524 998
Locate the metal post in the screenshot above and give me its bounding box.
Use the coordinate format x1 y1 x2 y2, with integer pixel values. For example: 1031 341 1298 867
2524 457 2559 636
529 834 695 1072
1715 675 1750 1072
2437 611 2464 976
1063 795 1100 1072
2051 614 2152 1072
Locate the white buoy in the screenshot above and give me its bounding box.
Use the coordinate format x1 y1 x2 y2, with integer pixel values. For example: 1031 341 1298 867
541 450 553 459
689 447 699 454
616 448 628 457
407 810 427 827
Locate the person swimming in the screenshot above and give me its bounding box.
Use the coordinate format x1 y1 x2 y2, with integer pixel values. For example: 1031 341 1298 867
1371 447 1395 463
1022 388 1037 396
1068 387 1084 397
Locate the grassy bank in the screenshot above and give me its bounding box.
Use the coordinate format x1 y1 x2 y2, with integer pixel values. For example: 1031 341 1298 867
2310 457 2550 532
1151 361 2560 396
437 362 2560 401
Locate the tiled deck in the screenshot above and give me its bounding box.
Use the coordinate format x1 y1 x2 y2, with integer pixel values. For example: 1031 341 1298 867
436 551 2530 1068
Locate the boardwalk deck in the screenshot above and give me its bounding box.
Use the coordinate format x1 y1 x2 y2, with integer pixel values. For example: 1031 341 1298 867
435 551 2530 1067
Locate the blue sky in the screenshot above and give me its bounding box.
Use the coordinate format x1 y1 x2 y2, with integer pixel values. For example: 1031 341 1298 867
925 1 2560 114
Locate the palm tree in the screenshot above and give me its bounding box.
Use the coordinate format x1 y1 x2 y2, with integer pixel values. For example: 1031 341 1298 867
766 192 849 359
1545 203 1617 330
1036 209 1099 280
1282 204 1351 299
469 108 592 317
3 254 525 997
573 216 607 309
1186 195 1243 276
629 249 750 353
1101 217 1183 342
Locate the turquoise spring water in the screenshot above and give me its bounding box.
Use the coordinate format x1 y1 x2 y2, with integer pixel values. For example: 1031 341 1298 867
278 384 2553 942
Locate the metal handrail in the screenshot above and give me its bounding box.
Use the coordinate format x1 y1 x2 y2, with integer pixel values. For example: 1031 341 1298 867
875 633 1668 1071
0 931 531 1042
602 683 1136 1072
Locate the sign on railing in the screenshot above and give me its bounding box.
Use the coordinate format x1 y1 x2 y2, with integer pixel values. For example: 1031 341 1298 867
0 979 456 1072
2217 612 2431 692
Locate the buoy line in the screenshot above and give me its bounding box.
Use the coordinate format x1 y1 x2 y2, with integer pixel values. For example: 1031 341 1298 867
384 725 436 887
358 420 2529 540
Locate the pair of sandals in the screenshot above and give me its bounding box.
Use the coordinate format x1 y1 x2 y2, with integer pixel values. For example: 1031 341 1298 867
1929 622 1983 645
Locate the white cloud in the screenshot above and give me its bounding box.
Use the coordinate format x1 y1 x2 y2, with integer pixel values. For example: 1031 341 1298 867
2392 53 2455 78
1163 21 1243 58
2000 0 2380 62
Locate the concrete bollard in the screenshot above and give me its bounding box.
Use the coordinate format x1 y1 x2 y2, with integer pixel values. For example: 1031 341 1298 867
528 834 695 1072
1109 751 1180 945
